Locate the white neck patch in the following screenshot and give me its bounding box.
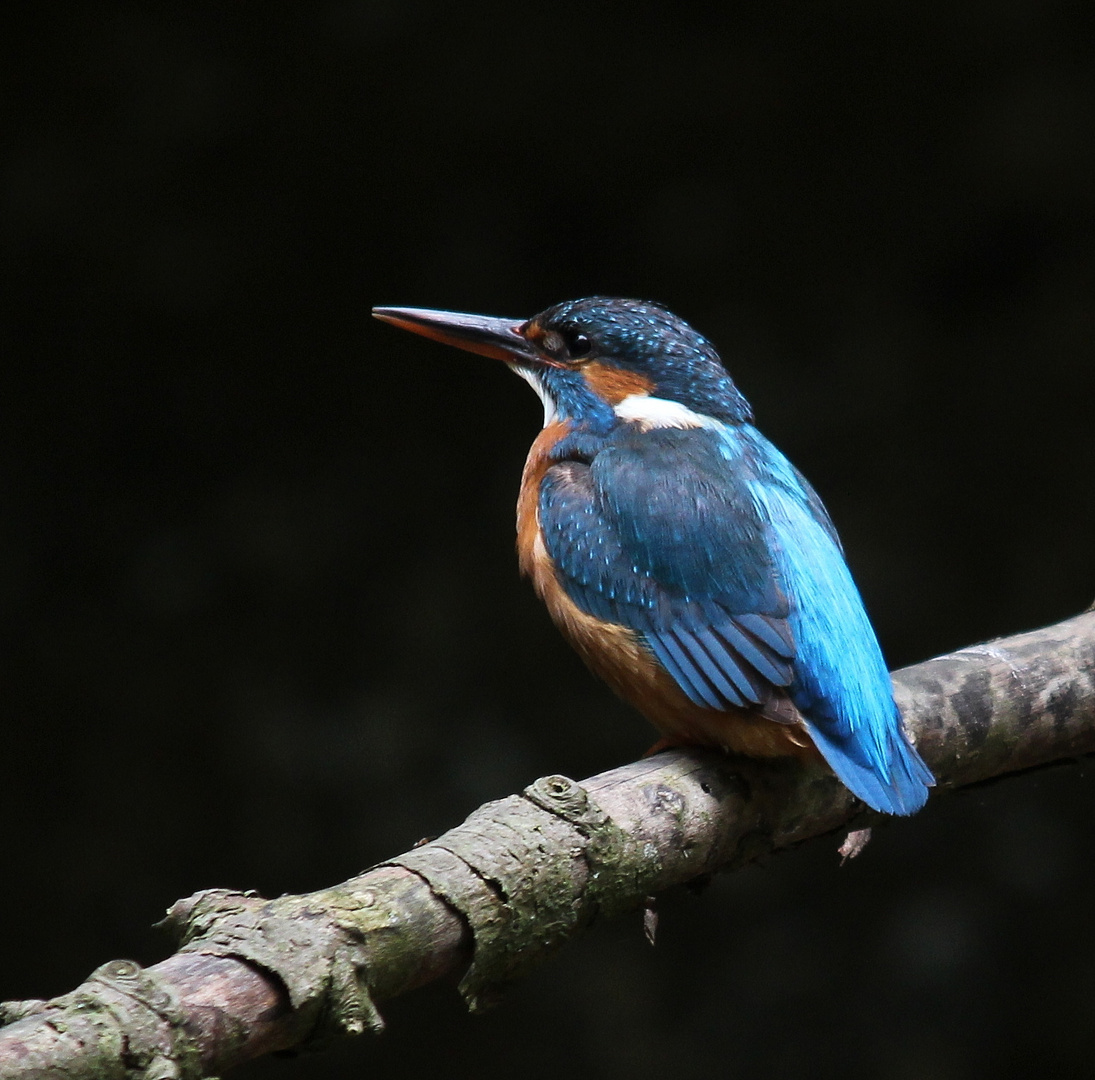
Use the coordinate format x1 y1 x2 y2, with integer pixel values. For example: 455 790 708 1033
613 393 712 430
513 365 558 427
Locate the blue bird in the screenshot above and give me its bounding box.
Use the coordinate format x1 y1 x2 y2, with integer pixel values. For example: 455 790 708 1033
373 298 934 815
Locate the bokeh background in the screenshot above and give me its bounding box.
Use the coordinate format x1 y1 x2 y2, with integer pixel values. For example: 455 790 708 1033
3 3 1095 1078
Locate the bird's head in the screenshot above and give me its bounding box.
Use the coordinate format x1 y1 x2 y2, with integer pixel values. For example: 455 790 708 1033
372 297 753 431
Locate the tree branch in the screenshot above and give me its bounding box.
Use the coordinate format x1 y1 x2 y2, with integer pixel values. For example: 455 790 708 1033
3 612 1094 1079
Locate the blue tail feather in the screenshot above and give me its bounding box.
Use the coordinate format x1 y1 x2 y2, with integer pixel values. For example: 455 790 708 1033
804 718 932 816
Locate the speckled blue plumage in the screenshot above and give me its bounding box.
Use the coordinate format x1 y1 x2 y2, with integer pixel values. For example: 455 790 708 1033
531 298 753 431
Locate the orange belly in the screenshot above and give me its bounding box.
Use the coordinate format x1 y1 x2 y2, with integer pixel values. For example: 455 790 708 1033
516 427 816 761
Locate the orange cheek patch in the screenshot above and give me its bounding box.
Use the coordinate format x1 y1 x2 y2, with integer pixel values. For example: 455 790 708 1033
582 362 655 404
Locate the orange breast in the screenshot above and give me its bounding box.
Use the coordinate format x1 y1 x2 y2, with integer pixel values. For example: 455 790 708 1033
515 430 815 761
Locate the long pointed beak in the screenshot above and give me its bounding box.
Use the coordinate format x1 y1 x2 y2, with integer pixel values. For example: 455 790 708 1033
372 305 538 364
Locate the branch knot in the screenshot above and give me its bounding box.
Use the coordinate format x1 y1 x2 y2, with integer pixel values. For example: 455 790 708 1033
1 958 203 1080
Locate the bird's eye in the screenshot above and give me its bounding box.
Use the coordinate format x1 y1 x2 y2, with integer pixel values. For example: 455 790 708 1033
563 330 592 360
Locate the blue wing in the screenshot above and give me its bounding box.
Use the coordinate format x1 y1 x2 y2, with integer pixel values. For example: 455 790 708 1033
540 422 933 815
541 426 795 712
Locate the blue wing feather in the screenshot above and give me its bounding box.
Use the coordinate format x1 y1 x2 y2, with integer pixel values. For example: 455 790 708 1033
710 621 792 686
733 612 796 659
695 629 764 704
540 421 932 815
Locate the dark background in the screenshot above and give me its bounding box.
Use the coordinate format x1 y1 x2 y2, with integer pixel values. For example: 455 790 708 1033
3 3 1094 1078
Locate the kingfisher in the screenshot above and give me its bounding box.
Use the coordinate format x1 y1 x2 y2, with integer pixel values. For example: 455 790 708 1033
372 298 933 815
